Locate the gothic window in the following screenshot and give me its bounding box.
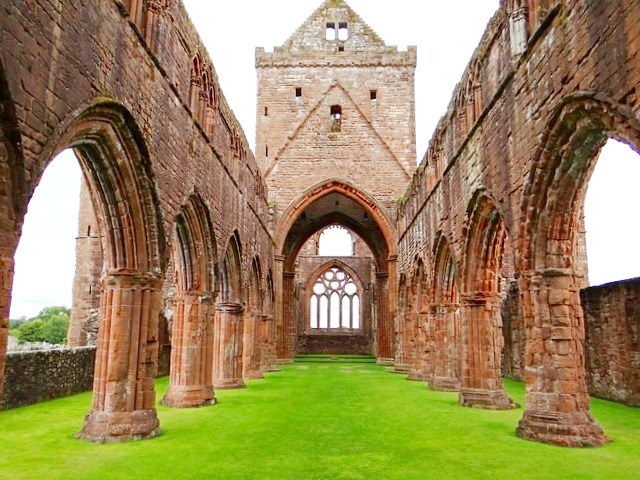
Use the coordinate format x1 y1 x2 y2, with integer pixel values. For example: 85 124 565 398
326 22 336 40
330 105 342 132
338 22 348 41
310 267 360 330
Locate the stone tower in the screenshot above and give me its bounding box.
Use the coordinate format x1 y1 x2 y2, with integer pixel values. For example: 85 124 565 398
257 0 417 361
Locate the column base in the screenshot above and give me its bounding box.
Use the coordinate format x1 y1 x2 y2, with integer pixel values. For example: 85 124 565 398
376 357 395 366
391 363 410 374
459 388 519 410
76 408 160 443
213 378 246 389
428 376 460 392
277 358 294 365
244 371 265 380
161 385 216 408
516 410 611 447
407 369 430 381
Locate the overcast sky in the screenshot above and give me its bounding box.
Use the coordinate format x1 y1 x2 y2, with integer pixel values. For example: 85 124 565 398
9 0 640 319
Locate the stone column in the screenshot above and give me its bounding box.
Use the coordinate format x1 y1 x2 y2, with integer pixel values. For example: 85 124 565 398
161 292 215 408
0 243 15 408
212 302 245 389
274 255 294 363
516 269 610 447
242 308 264 380
259 313 278 372
78 272 162 443
375 272 393 364
428 303 460 391
277 271 296 363
408 309 430 381
458 291 516 409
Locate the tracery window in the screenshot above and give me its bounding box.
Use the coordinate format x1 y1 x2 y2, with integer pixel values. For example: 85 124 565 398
309 266 360 330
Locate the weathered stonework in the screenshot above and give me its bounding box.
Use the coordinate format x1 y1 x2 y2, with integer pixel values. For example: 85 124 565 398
2 347 95 409
581 278 640 407
0 0 638 451
396 0 639 447
258 0 416 365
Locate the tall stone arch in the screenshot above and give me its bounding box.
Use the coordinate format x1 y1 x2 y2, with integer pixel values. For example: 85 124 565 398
429 234 461 392
39 101 167 443
162 193 217 408
273 179 398 364
516 94 640 446
213 231 245 389
243 256 264 380
458 191 516 410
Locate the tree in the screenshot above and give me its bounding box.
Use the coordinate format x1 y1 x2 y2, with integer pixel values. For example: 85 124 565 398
12 306 71 344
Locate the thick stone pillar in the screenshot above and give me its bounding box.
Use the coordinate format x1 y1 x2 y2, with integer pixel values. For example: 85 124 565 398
78 272 162 443
0 246 15 408
408 309 430 381
392 306 410 373
428 303 460 391
212 302 245 389
161 292 215 408
458 292 516 409
277 271 296 363
375 272 394 364
243 309 264 380
516 270 610 447
259 313 278 372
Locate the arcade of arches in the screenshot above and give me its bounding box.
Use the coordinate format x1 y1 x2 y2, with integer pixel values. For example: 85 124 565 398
0 0 639 449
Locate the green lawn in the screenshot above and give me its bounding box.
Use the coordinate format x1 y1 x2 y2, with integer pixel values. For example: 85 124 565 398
0 358 638 479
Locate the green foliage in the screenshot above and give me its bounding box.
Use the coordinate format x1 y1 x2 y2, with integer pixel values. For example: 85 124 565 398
11 306 70 344
0 360 639 479
9 317 27 329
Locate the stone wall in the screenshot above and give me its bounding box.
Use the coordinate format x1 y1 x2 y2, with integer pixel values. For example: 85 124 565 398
581 278 640 406
2 347 95 410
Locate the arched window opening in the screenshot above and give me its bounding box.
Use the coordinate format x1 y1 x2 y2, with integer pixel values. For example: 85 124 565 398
318 225 353 256
309 266 360 330
338 22 349 41
11 150 82 323
325 22 336 41
330 105 342 132
584 139 640 286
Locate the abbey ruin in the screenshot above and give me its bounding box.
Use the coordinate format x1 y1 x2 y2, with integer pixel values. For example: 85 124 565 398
0 0 638 448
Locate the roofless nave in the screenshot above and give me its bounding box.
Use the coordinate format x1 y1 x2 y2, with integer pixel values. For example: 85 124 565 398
0 0 639 448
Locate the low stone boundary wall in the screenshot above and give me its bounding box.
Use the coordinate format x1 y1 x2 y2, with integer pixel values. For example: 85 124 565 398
581 278 640 406
2 347 96 410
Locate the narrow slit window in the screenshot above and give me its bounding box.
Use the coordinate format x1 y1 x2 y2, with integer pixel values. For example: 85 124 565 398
264 106 268 116
338 22 348 41
295 87 302 98
338 45 345 52
326 22 336 40
265 145 269 157
370 90 377 101
87 225 91 236
330 105 342 132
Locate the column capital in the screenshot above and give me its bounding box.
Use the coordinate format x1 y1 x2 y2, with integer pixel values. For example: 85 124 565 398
460 291 503 305
274 255 286 263
104 270 162 289
215 302 244 314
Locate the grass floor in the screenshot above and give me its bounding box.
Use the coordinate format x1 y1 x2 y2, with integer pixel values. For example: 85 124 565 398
0 358 639 480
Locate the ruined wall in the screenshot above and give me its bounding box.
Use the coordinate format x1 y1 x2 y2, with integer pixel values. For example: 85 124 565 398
0 0 273 437
256 1 416 219
395 0 639 446
2 347 95 409
581 278 640 406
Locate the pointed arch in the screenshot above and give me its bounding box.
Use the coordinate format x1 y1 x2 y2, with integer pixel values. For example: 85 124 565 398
458 190 515 409
34 100 167 442
162 193 217 408
219 231 243 304
516 94 638 446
